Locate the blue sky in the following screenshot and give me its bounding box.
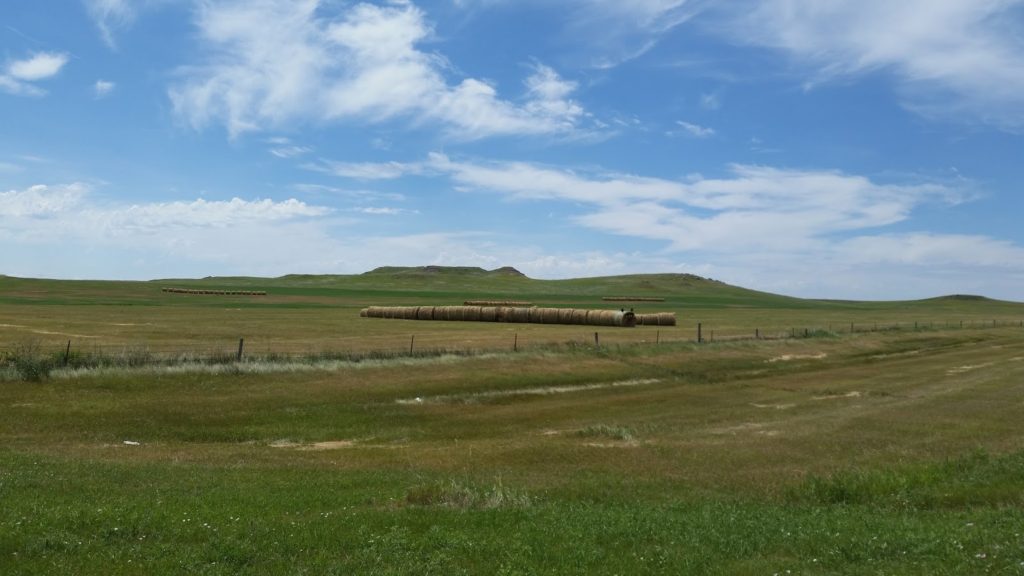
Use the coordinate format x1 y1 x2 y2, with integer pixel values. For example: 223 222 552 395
2 0 1023 300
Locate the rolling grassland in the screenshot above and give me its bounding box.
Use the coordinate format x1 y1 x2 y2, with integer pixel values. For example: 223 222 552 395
2 270 1023 574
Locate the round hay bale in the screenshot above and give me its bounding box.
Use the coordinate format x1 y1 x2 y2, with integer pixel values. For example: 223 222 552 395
558 308 574 324
464 306 482 322
417 306 434 321
659 312 676 326
480 306 498 322
508 307 530 323
527 307 543 323
541 308 561 324
570 309 589 325
360 308 368 317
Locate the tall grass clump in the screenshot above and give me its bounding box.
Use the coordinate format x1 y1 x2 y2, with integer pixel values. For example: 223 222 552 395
8 341 56 382
575 424 636 442
405 478 532 510
790 449 1024 509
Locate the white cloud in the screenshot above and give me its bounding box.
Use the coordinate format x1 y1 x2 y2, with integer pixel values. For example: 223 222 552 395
269 145 313 159
353 206 415 215
305 159 428 180
459 0 700 68
170 0 588 139
716 0 1024 131
0 183 329 238
1 52 69 96
318 154 966 255
8 53 69 81
84 0 138 48
0 183 89 217
700 93 721 110
838 233 1024 269
676 120 715 138
94 80 116 98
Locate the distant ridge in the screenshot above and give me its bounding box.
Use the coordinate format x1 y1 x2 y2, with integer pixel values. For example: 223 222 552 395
364 265 526 278
928 294 992 302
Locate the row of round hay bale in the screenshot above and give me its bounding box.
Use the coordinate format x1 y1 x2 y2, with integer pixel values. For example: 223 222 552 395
360 305 636 327
635 312 677 326
162 287 267 296
586 310 637 327
602 297 665 302
464 300 533 307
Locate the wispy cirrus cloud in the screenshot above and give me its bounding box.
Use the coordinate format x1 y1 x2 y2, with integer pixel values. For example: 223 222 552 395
305 152 1024 298
714 0 1024 131
454 0 701 67
83 0 138 48
94 79 116 98
674 120 715 138
169 0 588 139
0 52 69 96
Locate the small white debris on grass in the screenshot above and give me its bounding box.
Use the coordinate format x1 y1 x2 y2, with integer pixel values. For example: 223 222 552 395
766 352 827 363
122 440 140 446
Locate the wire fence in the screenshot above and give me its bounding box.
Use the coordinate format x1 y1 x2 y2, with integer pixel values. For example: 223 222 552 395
3 317 1021 374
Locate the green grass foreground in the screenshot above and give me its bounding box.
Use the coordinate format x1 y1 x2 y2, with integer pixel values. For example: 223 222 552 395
2 271 1024 573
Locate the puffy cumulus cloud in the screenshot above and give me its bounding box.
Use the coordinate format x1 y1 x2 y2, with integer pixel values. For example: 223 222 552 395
715 0 1024 131
0 183 88 216
169 0 588 138
0 182 356 279
1 52 69 96
0 183 329 244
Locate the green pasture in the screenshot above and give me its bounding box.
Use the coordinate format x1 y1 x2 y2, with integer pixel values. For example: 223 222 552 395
2 269 1024 574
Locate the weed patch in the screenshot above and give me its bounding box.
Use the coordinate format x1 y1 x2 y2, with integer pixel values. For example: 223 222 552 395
576 424 636 442
405 479 533 510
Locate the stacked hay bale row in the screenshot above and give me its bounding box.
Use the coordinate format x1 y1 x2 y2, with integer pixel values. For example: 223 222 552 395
464 300 533 306
602 297 666 302
162 287 267 296
360 306 637 327
634 312 677 326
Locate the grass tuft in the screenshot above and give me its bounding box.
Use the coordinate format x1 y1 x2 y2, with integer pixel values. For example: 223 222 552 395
405 478 533 510
575 424 636 442
790 449 1024 509
7 340 55 382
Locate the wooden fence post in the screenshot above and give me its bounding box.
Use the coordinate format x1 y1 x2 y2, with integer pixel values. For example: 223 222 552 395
236 338 244 362
64 340 71 366
697 323 702 343
513 332 518 352
594 332 600 348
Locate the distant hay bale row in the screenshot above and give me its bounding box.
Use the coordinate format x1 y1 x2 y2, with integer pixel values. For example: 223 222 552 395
634 312 677 326
463 300 533 307
602 297 666 302
162 287 267 296
360 306 637 327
